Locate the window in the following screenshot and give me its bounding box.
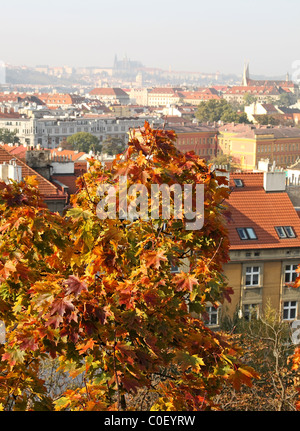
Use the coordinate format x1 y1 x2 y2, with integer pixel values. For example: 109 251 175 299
237 227 257 240
233 179 244 187
243 304 259 321
0 320 5 344
283 301 297 320
204 306 218 326
275 226 296 238
170 264 179 273
285 264 298 283
245 266 260 286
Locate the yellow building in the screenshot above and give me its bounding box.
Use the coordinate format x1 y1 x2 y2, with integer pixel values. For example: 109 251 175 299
218 171 300 325
218 123 300 170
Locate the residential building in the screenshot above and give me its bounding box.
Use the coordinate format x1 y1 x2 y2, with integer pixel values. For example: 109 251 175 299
242 63 299 96
0 146 67 213
129 88 149 106
223 85 284 105
37 93 85 109
219 171 300 324
179 88 220 105
89 88 130 105
171 124 218 160
244 102 280 123
0 114 155 148
147 87 182 107
218 123 300 169
276 107 300 125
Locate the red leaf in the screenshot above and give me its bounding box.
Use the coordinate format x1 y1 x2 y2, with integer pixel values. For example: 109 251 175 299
45 314 64 329
65 275 88 297
50 297 75 316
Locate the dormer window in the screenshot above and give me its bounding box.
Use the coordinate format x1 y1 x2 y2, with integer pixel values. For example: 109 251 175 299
233 179 244 187
237 227 257 240
275 226 296 239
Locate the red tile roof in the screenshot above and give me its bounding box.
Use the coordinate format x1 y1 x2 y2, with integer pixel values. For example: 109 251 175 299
225 85 282 95
0 146 67 201
50 148 87 161
51 175 79 196
89 88 129 97
226 172 300 249
1 144 27 160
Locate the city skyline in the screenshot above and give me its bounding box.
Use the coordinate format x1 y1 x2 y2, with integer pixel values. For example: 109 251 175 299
0 0 299 77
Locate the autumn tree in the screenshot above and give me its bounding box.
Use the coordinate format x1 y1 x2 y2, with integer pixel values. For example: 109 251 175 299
0 122 258 411
217 303 299 411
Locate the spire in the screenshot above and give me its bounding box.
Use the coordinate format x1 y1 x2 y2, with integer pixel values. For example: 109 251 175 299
242 62 249 86
113 54 118 69
286 71 290 82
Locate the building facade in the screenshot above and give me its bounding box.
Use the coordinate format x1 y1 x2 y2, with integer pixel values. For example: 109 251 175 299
89 88 130 105
219 172 300 325
218 123 300 169
171 124 218 160
0 115 158 149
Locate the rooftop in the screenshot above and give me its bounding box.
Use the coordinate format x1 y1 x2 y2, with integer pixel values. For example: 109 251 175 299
226 172 300 250
0 145 67 200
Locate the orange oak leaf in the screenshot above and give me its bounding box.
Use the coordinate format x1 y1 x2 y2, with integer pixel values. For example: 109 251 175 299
142 249 168 269
173 272 198 292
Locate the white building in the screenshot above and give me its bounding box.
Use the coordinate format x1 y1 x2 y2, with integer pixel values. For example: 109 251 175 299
0 115 160 149
244 102 279 123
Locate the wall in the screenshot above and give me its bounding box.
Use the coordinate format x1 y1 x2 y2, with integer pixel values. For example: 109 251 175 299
222 249 300 323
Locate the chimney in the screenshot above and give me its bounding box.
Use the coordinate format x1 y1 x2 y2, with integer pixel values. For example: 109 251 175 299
263 171 286 192
0 161 22 183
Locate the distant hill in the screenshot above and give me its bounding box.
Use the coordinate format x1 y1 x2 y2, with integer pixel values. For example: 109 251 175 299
5 67 84 86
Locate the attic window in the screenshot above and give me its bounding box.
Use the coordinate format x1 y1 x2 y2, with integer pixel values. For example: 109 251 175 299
234 179 244 187
237 228 257 240
275 226 296 239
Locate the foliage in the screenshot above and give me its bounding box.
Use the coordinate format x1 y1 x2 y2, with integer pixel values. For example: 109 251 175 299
195 99 251 124
277 92 296 108
0 122 258 411
217 303 299 410
254 115 281 125
63 132 101 153
0 128 20 145
242 93 257 106
101 136 126 156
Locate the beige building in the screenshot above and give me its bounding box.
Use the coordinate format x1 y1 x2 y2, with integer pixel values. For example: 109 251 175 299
217 171 300 325
218 123 300 170
147 87 181 107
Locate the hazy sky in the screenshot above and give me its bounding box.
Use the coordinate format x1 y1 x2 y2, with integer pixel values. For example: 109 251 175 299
1 0 299 76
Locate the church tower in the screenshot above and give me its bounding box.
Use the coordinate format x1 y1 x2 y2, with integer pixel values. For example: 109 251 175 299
242 62 249 86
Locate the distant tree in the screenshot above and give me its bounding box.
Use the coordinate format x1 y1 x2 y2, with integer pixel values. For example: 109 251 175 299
196 99 251 124
277 93 295 108
210 153 232 168
64 132 101 153
243 93 257 106
255 115 280 125
195 99 229 123
101 136 126 156
0 128 20 144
